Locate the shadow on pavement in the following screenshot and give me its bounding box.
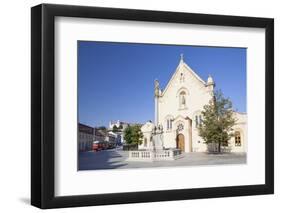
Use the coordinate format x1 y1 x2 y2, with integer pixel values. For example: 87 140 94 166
78 149 128 170
78 150 247 170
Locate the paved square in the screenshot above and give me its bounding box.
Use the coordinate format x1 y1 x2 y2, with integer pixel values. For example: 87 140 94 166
78 147 247 170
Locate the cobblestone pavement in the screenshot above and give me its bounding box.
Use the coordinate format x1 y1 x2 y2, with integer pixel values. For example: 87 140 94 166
78 147 247 170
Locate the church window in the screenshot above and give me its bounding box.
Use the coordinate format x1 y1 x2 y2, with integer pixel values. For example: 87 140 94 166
179 91 186 109
195 113 203 128
199 115 202 126
235 131 241 146
166 119 173 130
177 123 184 131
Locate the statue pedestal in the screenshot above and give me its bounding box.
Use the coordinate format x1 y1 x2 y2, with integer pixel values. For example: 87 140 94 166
127 125 183 162
152 133 163 151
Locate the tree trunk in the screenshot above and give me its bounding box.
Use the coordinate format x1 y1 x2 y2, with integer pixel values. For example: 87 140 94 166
218 142 221 153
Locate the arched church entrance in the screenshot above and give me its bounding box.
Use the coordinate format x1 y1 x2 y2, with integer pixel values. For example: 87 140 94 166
176 134 185 152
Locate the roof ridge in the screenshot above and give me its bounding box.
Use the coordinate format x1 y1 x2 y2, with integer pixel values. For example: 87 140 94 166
161 59 206 96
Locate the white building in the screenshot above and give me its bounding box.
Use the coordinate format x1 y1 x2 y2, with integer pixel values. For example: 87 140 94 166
109 120 129 130
109 120 143 144
105 131 117 143
139 55 247 153
78 123 94 152
108 120 128 143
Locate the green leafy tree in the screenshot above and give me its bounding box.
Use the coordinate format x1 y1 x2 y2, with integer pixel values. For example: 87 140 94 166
97 126 107 134
98 126 106 131
118 124 123 130
112 125 118 133
124 125 143 145
198 90 236 153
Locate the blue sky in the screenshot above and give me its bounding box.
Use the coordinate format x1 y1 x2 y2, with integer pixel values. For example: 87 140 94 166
78 41 246 127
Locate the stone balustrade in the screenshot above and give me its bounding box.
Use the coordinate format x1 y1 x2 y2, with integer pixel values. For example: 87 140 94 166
128 149 182 161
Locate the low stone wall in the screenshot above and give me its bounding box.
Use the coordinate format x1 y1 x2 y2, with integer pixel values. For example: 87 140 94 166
128 149 182 161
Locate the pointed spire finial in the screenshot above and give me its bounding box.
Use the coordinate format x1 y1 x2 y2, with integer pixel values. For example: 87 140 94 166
180 53 184 62
207 74 214 85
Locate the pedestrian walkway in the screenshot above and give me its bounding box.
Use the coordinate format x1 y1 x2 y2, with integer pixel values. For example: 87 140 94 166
78 148 247 171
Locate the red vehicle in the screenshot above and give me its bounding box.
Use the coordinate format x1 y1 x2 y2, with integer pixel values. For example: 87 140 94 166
92 141 102 151
92 141 108 151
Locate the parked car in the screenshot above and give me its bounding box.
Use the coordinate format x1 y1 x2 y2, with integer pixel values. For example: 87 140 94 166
101 141 109 150
92 141 103 151
107 141 116 149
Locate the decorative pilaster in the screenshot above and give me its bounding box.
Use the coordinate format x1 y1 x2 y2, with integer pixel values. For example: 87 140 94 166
188 118 192 152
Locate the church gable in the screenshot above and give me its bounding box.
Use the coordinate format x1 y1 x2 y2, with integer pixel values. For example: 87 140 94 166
161 55 207 97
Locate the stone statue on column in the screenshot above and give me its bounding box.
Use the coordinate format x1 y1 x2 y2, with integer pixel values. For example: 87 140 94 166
154 79 160 97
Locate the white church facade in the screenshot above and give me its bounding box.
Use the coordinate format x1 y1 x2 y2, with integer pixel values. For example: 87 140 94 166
139 55 247 153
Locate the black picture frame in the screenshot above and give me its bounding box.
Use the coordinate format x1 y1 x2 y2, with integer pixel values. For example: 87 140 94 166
31 3 274 209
